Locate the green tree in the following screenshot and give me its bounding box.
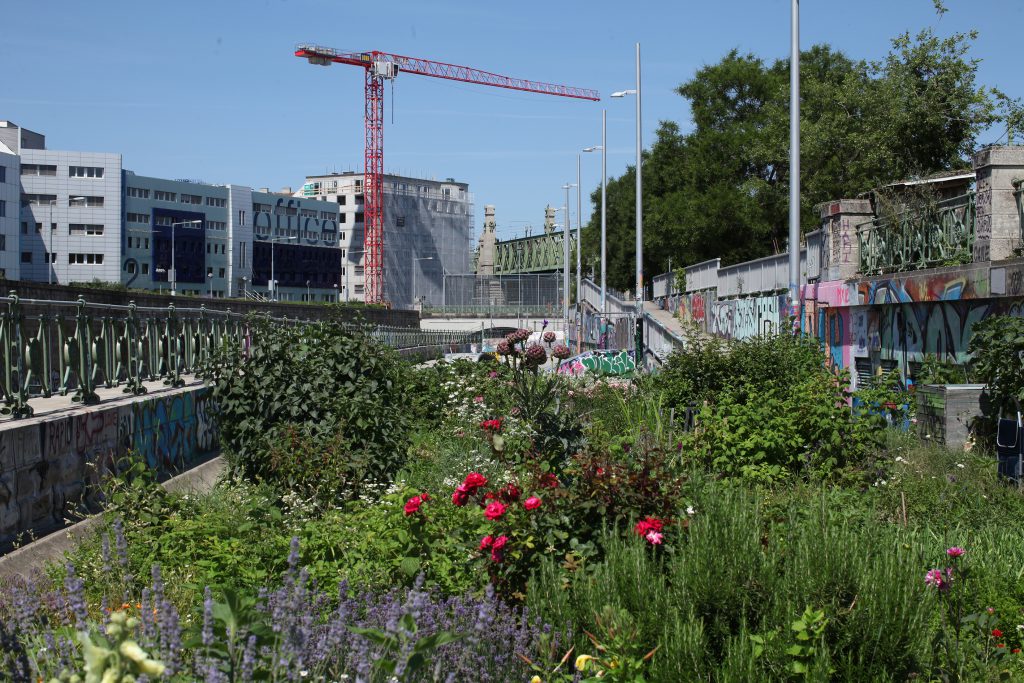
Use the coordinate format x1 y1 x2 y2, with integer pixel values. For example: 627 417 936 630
584 27 998 291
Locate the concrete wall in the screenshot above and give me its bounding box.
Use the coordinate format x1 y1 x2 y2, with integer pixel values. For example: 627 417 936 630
0 384 217 549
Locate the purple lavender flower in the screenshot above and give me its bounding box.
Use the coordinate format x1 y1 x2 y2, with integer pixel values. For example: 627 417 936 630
202 586 214 647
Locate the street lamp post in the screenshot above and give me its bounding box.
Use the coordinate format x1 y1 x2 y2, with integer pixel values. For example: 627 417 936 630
582 141 604 348
412 255 434 308
241 276 248 300
207 271 214 298
168 220 202 297
306 279 311 303
269 235 298 301
561 184 575 338
612 42 643 364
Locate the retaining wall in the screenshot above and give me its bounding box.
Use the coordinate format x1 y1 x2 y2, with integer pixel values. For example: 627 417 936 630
0 383 217 550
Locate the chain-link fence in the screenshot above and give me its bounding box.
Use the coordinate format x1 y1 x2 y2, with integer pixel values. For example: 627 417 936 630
424 273 564 317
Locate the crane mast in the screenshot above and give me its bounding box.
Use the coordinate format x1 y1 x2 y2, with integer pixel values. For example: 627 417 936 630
296 44 599 305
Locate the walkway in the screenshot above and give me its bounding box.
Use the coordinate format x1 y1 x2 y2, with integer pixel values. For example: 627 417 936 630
1 376 204 427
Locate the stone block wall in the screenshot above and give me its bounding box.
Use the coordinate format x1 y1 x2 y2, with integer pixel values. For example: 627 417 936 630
0 385 217 549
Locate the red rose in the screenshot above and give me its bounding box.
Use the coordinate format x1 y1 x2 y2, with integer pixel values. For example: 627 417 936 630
479 535 493 550
452 485 470 507
993 629 1004 638
483 501 507 521
634 516 665 537
523 496 542 511
490 535 509 563
500 483 521 502
463 472 488 491
403 495 424 516
539 473 559 489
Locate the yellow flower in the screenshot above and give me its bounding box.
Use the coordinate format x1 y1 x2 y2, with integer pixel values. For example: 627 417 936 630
530 676 543 683
575 654 594 671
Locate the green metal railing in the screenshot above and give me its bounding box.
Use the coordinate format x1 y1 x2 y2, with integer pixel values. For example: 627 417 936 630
857 192 976 275
0 293 475 419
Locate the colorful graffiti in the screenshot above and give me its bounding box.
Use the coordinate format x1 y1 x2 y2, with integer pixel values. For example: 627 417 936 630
855 266 989 305
132 389 219 472
557 349 636 376
0 387 218 544
708 294 786 340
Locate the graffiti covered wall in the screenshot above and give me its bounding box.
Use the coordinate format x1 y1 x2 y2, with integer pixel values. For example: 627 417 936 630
0 386 218 547
557 349 636 376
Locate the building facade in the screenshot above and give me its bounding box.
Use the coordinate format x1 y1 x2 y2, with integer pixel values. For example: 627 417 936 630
1 120 344 302
302 172 473 307
0 138 18 281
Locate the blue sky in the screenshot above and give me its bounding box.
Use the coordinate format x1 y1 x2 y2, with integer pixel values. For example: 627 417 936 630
2 0 1020 241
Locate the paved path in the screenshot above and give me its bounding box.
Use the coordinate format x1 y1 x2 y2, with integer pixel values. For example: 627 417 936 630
0 375 205 428
644 301 687 337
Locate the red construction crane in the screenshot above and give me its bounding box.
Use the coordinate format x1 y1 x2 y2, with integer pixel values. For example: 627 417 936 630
295 44 600 304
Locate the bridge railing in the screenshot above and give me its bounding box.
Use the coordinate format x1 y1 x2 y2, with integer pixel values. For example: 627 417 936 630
0 293 474 419
857 192 976 274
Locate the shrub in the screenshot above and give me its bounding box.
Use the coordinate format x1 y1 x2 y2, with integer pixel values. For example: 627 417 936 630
654 332 828 408
210 320 413 489
679 369 866 481
969 314 1024 420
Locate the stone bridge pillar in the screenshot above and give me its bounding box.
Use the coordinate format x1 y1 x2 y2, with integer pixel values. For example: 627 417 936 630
973 145 1024 263
819 199 873 280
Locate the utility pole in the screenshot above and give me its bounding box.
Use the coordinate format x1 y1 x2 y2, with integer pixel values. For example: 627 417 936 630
788 0 802 333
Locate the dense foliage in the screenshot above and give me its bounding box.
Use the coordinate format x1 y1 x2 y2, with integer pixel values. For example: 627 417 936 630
210 320 413 500
5 322 1024 681
586 26 1002 288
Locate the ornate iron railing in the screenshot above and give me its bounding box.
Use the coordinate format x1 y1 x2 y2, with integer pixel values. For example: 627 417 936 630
857 192 976 275
0 294 474 419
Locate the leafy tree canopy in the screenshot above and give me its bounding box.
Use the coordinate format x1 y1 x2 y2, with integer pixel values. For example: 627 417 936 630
585 27 1001 291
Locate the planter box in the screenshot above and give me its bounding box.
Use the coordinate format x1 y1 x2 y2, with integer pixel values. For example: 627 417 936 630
916 384 987 449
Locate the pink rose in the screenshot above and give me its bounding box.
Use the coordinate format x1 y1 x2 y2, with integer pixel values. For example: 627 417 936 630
483 501 507 521
523 496 542 511
645 530 664 545
946 547 965 558
479 535 493 550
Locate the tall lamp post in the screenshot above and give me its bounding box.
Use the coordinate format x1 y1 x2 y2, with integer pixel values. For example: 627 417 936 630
582 141 604 348
268 235 297 301
168 219 202 297
788 0 801 331
412 255 434 308
561 183 575 339
612 42 643 364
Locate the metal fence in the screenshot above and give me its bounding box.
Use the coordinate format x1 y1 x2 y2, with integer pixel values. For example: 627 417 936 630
0 294 475 419
431 273 564 316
